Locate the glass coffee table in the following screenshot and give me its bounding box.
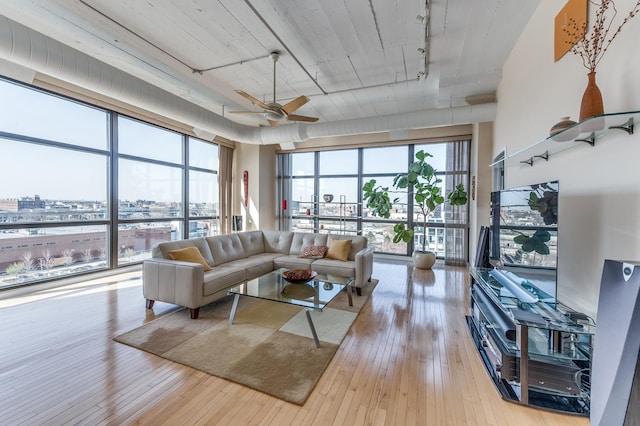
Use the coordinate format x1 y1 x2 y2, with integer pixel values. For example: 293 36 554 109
227 268 353 347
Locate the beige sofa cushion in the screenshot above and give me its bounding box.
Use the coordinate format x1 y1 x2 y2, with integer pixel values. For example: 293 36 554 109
218 255 274 280
311 258 355 278
203 266 246 296
274 255 315 270
289 233 328 256
263 230 294 254
207 234 245 265
238 231 265 256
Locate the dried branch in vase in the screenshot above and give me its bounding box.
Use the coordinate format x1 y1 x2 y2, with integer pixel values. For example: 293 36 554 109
563 0 640 72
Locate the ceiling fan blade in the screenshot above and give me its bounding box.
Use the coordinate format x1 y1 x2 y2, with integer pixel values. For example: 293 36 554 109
281 96 309 114
228 110 262 114
235 90 273 111
267 119 280 127
287 114 318 123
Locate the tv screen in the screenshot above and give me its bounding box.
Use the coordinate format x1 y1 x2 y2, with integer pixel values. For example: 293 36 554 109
489 180 559 298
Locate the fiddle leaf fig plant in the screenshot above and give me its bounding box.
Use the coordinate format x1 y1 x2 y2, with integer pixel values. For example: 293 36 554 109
362 150 468 251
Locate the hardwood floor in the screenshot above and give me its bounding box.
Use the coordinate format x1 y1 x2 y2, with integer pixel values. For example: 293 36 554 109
0 258 589 425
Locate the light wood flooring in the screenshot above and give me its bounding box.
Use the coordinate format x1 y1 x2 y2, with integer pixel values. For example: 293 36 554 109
0 258 590 425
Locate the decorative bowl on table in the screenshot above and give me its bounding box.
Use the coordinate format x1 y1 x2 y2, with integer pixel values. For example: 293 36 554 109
282 269 317 284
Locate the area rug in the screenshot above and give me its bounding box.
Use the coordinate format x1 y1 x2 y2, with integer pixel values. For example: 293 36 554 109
114 279 377 405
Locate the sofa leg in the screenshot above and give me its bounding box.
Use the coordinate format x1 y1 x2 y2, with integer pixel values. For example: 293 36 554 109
356 287 362 296
146 299 155 309
190 308 200 319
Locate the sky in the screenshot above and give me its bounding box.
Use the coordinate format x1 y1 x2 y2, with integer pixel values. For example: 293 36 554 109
0 79 217 202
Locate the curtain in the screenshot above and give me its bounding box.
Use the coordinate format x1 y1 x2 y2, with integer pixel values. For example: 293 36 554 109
218 145 234 234
276 153 292 231
444 140 470 266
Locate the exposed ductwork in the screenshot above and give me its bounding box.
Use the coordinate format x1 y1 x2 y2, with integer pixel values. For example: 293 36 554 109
257 104 497 145
0 15 496 146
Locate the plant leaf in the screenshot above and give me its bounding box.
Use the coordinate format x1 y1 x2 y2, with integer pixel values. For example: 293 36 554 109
395 175 409 188
533 229 551 242
513 234 529 244
531 238 551 255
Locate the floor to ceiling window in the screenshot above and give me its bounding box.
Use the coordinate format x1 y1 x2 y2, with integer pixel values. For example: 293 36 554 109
188 137 220 237
362 145 410 255
280 141 470 259
0 77 219 289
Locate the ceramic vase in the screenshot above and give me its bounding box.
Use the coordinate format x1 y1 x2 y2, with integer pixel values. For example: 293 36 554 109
580 71 604 130
549 116 579 142
412 250 436 269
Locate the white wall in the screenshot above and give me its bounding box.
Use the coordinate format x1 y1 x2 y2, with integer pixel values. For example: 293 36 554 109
235 144 277 231
494 0 640 318
469 122 494 265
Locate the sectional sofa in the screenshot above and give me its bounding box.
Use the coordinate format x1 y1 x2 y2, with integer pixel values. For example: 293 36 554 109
142 230 374 318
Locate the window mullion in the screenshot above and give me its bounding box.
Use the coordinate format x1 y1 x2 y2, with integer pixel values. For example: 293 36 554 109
109 112 118 269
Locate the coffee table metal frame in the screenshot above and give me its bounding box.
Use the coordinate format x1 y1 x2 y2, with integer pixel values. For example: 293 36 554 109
227 268 354 347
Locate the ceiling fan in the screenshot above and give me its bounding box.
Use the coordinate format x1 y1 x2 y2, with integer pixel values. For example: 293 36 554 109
230 52 318 127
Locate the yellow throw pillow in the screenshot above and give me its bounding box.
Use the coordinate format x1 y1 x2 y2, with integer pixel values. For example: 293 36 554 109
168 247 212 271
326 239 352 261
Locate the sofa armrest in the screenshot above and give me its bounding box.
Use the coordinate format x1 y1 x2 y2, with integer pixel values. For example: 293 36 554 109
143 258 205 309
353 246 374 288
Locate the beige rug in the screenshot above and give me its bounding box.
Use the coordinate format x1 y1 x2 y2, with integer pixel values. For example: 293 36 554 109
114 279 377 405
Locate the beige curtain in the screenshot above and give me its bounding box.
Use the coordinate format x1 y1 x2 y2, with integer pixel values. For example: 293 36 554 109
218 145 234 234
444 140 470 266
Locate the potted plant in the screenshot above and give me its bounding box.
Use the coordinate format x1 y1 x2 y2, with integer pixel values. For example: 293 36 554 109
362 150 467 269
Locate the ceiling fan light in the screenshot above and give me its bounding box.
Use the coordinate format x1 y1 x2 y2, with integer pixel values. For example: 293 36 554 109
264 111 284 121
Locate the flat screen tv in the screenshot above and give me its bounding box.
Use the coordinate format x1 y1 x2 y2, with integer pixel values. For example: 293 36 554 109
489 180 559 299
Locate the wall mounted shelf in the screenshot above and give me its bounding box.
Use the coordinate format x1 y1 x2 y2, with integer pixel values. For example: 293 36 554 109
491 111 639 168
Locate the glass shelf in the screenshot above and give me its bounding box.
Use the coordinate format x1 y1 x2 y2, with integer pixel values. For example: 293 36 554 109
528 327 591 362
471 267 595 336
470 266 594 362
491 111 638 168
468 267 593 415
